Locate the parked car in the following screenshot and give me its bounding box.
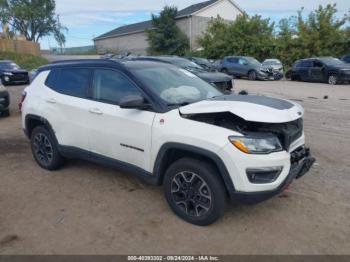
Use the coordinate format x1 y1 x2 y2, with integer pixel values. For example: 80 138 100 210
212 59 222 71
220 56 282 80
290 57 350 85
0 60 29 86
341 54 350 63
132 56 234 93
0 80 10 117
262 59 284 79
22 59 315 225
186 57 215 71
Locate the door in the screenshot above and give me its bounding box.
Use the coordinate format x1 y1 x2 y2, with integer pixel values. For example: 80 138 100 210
310 60 325 82
42 68 92 151
298 60 313 81
87 68 156 172
226 57 240 75
237 58 249 76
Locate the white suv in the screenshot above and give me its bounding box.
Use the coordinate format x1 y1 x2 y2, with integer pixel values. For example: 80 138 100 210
21 59 315 225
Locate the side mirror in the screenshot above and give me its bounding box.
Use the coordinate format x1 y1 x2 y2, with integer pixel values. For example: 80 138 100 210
119 95 148 109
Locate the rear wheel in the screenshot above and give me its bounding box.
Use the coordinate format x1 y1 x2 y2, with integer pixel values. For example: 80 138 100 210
164 158 226 226
30 126 64 170
328 74 338 85
248 70 257 81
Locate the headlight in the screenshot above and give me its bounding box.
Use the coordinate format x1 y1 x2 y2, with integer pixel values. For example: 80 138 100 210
3 72 13 76
229 135 283 154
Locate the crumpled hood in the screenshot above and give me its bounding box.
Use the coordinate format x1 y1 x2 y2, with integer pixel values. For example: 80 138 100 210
179 95 304 123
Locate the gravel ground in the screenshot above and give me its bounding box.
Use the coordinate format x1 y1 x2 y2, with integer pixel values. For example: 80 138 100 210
0 79 349 255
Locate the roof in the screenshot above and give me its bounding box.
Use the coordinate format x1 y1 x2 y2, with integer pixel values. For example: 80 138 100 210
176 0 218 17
94 0 221 40
95 20 153 40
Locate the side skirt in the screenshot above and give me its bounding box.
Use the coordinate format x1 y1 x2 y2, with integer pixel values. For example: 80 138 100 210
58 145 159 185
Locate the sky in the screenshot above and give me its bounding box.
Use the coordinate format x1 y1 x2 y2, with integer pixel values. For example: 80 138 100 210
41 0 350 49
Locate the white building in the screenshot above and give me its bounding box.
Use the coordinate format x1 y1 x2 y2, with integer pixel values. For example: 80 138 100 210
94 0 244 54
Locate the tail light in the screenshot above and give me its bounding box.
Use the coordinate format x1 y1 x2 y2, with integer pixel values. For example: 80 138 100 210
19 91 27 111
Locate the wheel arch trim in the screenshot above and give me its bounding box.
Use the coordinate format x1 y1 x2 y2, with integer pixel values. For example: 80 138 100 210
153 142 236 194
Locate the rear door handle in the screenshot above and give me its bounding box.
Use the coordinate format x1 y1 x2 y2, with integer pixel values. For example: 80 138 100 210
89 108 103 115
46 98 56 104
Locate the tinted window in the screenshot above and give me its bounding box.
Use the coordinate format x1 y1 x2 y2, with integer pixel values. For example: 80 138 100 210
227 57 238 63
93 69 142 105
313 61 323 68
294 61 302 68
0 62 20 70
300 60 313 67
46 68 90 98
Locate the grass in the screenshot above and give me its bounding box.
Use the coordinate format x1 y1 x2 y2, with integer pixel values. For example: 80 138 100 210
0 51 48 70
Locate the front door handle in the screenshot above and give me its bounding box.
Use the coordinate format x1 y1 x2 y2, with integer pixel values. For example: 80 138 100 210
89 108 103 115
46 98 56 104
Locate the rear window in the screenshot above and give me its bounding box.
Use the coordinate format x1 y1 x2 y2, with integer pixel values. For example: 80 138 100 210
46 68 91 98
227 57 239 64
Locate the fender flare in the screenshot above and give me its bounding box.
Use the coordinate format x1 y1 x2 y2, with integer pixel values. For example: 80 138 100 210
24 114 57 142
153 142 235 194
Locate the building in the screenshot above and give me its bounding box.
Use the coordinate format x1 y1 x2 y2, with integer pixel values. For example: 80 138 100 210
93 0 243 54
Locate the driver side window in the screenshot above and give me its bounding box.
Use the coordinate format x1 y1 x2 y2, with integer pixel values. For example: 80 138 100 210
238 59 247 65
93 69 142 105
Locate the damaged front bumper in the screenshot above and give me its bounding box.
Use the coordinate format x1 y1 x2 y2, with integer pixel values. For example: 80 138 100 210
230 147 315 204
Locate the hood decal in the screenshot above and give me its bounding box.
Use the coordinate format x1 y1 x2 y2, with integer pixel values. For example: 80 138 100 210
212 95 294 110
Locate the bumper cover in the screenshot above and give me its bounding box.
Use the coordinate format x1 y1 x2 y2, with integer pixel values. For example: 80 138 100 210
230 147 315 204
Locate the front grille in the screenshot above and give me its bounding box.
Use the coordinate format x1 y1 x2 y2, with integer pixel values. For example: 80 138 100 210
277 118 303 150
215 81 233 92
11 72 28 81
251 118 303 151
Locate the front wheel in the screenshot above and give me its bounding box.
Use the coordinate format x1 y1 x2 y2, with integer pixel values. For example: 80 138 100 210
164 158 226 226
30 126 64 170
248 70 257 81
328 74 338 85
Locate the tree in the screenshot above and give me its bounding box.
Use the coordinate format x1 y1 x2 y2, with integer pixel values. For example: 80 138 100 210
0 0 67 45
146 6 189 56
198 14 275 61
295 4 349 58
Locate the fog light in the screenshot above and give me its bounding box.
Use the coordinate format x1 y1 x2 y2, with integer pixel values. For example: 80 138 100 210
4 76 10 82
246 167 283 184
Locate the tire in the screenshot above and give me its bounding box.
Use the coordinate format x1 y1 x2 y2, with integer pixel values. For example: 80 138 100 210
328 74 338 85
0 109 10 117
164 158 226 226
248 70 257 81
30 126 64 170
285 70 292 80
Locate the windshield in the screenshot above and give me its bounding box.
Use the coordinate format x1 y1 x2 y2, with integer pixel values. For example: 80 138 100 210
319 57 345 66
133 66 222 106
194 57 211 66
263 60 282 66
246 57 261 65
0 62 20 70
